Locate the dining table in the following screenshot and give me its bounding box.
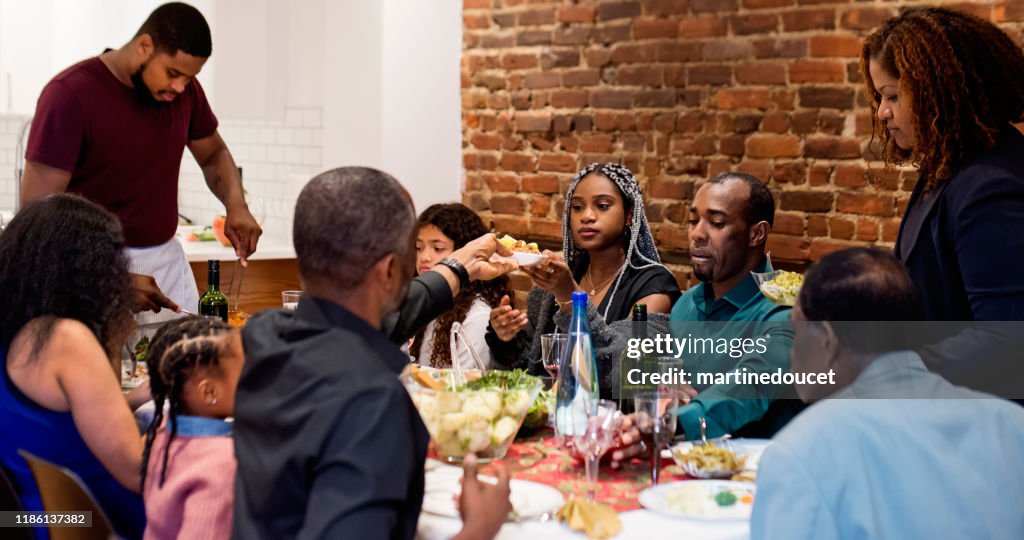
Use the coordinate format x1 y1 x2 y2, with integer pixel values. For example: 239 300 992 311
416 429 752 540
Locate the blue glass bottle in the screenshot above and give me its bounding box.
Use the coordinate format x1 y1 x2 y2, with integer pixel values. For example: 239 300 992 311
555 291 600 441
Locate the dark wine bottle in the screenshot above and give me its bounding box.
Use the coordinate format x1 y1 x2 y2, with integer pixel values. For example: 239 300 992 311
198 260 228 322
620 303 650 412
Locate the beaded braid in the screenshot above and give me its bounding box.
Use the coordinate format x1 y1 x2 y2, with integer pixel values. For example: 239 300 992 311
561 163 665 321
141 316 233 489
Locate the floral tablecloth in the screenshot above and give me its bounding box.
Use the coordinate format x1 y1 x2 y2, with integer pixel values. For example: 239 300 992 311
419 429 751 540
478 429 692 512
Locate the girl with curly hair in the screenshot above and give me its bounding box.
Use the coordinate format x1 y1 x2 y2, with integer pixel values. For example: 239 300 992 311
0 194 145 539
412 203 511 368
141 316 242 540
862 7 1024 394
487 163 680 380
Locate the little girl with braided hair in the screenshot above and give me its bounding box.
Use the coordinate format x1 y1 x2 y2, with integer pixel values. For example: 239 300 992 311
141 316 243 540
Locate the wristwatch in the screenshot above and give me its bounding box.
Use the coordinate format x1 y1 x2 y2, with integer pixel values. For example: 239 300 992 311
436 258 470 289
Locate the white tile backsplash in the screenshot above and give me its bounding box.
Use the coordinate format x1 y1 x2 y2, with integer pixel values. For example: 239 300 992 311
0 115 32 212
177 107 324 243
0 107 322 247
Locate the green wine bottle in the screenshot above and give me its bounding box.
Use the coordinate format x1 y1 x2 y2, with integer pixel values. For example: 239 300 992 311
198 260 228 322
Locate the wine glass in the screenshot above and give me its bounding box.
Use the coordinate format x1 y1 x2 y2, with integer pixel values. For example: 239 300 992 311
633 391 679 486
540 333 568 378
572 399 621 501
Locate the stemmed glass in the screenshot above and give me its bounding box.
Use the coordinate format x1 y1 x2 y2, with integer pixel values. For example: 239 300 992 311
572 399 622 501
540 333 568 378
633 391 679 485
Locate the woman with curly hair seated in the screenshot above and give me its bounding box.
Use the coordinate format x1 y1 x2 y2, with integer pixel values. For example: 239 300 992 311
411 203 512 368
0 194 145 539
861 7 1024 397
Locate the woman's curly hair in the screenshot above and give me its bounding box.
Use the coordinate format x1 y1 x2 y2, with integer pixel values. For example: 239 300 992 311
412 203 510 367
0 194 134 360
860 7 1024 189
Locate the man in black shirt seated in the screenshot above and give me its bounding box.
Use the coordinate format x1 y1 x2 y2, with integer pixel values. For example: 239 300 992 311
232 167 515 540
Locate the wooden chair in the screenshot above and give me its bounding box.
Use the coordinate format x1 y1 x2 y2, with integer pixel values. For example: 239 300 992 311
0 464 33 540
17 450 117 540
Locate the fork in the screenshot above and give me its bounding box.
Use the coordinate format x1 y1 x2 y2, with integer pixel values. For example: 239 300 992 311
508 510 556 524
225 259 245 312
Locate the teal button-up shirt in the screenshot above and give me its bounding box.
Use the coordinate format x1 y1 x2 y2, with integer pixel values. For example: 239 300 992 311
668 260 793 439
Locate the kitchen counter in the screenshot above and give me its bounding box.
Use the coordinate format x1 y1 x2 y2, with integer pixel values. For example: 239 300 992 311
177 227 295 262
179 228 300 314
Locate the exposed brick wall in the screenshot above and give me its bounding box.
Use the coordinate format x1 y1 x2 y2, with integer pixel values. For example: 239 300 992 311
461 0 1024 291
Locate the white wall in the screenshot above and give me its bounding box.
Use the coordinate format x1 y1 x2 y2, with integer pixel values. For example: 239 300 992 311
0 0 464 219
321 0 463 211
322 0 382 170
381 0 463 211
0 0 216 115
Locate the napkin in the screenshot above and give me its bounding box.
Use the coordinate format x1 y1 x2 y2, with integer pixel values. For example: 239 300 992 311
555 497 621 539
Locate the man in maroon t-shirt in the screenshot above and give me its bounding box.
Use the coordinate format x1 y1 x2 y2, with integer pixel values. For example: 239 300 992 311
22 2 261 315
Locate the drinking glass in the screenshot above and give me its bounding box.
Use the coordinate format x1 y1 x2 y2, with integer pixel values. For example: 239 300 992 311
633 391 679 485
282 290 302 310
540 333 568 377
248 196 267 227
572 399 622 501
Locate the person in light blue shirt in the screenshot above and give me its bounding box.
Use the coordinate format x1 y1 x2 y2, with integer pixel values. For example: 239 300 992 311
752 247 1024 540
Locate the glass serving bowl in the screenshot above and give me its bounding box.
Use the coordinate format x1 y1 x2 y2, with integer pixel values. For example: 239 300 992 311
750 269 804 307
403 368 543 463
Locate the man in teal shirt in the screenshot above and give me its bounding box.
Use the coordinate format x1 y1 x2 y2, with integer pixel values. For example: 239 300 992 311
667 172 795 440
609 173 796 465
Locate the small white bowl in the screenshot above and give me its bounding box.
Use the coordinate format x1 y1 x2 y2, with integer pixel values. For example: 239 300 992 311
511 251 545 267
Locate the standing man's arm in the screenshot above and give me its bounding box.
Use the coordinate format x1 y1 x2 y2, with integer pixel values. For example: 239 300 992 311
188 131 262 265
20 160 72 206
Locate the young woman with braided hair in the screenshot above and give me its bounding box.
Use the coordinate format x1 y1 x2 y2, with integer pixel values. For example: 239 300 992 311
411 203 511 368
141 316 243 540
862 7 1024 396
487 163 680 383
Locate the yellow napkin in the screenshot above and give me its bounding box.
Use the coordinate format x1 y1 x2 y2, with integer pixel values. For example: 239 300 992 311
555 497 622 539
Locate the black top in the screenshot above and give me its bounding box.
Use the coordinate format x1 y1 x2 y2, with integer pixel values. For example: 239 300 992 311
591 262 681 322
233 297 429 540
895 128 1024 397
487 261 681 374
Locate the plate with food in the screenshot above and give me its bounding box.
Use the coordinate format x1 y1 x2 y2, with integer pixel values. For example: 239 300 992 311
497 234 545 267
639 480 755 521
423 465 564 519
751 269 804 306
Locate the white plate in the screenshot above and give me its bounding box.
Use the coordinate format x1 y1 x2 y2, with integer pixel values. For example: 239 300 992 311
639 480 755 521
511 251 545 267
727 438 770 471
422 466 564 519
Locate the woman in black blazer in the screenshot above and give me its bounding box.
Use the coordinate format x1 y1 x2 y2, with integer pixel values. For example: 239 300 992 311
860 7 1024 398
